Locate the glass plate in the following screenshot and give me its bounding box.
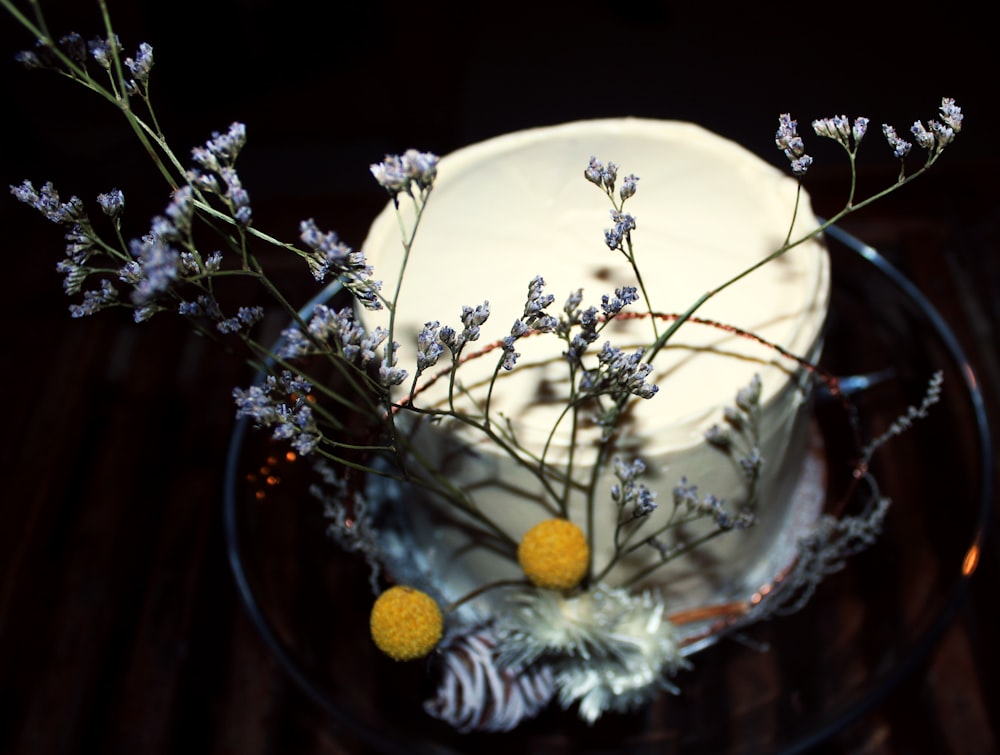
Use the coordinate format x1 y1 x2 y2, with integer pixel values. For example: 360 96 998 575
223 225 992 754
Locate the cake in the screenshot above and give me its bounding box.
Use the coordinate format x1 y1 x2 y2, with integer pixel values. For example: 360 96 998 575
359 118 830 624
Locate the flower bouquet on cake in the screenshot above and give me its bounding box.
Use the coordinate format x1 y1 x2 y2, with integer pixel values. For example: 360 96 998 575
5 0 963 737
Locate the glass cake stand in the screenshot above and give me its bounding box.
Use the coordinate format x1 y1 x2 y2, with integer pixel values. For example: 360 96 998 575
223 225 992 754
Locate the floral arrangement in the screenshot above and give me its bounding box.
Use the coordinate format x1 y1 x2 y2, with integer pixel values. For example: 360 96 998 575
5 0 962 735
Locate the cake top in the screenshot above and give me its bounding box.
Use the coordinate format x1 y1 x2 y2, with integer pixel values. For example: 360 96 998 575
361 118 830 455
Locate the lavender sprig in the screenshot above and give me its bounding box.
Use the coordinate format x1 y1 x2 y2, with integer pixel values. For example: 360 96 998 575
233 371 320 456
500 276 559 371
586 157 658 340
611 457 658 545
580 343 659 404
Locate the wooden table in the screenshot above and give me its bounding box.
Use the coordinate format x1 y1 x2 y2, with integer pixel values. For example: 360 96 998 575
2 3 997 752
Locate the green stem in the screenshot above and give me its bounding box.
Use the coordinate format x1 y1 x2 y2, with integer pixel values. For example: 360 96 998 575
645 164 934 366
623 233 659 341
385 188 432 371
622 526 729 588
445 579 529 613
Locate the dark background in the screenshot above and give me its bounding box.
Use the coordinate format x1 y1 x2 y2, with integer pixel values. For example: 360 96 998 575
2 1 997 753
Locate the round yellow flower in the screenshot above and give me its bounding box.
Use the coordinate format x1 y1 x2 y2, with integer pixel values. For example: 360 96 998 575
518 518 589 590
369 586 443 661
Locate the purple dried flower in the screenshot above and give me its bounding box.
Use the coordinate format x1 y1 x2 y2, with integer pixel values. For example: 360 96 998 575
584 156 619 193
582 342 658 400
97 188 125 219
881 124 912 158
124 42 153 85
776 113 812 175
416 320 445 373
910 120 936 150
601 286 638 318
370 149 439 198
612 457 657 518
619 174 639 201
938 97 963 133
852 117 869 144
68 280 118 318
58 32 87 64
604 209 637 250
299 218 382 308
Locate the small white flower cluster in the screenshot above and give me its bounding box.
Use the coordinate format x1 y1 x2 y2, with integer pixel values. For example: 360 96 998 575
494 585 688 724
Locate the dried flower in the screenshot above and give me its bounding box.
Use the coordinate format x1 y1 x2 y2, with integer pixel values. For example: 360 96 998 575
87 34 120 71
369 586 444 661
96 188 125 219
584 156 619 193
906 99 963 160
581 342 658 400
882 123 912 159
415 320 445 373
600 285 638 318
775 113 813 175
812 114 869 153
496 585 687 722
233 371 320 455
938 97 963 133
603 209 637 250
521 275 556 329
299 219 382 308
370 149 439 200
619 173 639 200
124 41 153 85
10 179 85 225
440 301 491 356
518 519 589 591
68 280 118 318
611 457 657 519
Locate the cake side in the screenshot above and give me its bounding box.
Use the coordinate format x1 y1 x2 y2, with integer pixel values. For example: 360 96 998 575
359 118 830 614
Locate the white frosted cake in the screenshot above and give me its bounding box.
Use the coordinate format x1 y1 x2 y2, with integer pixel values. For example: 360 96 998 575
360 118 830 617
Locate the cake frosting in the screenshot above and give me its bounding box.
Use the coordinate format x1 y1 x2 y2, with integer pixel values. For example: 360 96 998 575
360 118 830 616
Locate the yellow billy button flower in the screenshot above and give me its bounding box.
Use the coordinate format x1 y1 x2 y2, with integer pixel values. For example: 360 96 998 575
370 585 444 661
518 518 589 591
